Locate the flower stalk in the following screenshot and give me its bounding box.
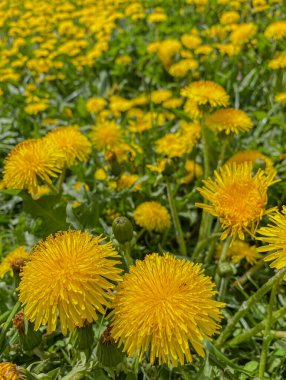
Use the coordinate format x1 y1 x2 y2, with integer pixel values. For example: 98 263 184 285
166 178 187 256
258 279 278 379
216 268 286 348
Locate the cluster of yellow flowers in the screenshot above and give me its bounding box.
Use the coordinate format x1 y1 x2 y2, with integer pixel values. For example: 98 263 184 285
2 126 91 195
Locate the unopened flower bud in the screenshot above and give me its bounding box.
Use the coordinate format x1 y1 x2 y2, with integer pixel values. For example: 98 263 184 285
112 216 134 244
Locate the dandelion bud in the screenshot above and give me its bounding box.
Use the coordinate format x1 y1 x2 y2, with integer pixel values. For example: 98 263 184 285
70 321 94 351
97 325 125 367
13 311 42 351
112 216 134 244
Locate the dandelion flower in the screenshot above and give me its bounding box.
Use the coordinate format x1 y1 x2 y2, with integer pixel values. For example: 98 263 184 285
156 133 188 158
257 207 286 275
230 23 257 45
19 231 122 334
0 247 29 278
86 97 106 113
45 126 91 166
117 173 141 191
269 51 286 69
205 108 253 134
216 241 262 265
265 21 286 40
150 89 172 104
3 139 64 194
0 363 24 380
196 163 277 240
133 201 171 232
90 121 122 151
110 253 224 366
183 160 203 183
275 92 286 104
181 81 229 108
227 150 274 175
219 11 240 25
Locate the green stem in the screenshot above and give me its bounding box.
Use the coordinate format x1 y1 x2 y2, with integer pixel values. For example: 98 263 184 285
204 220 221 265
233 259 264 288
0 310 11 324
0 301 21 353
216 137 228 169
215 236 231 287
192 232 221 261
201 114 210 180
258 280 278 379
134 228 145 244
57 166 66 192
166 179 187 256
227 305 286 347
216 268 286 348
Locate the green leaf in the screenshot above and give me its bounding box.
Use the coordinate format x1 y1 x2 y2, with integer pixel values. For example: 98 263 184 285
23 195 68 236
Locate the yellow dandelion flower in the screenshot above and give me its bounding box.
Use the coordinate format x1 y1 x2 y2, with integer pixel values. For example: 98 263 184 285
95 168 108 181
216 240 262 265
205 108 253 134
216 43 241 57
133 201 171 232
0 246 29 278
265 21 286 40
196 163 277 240
230 23 257 45
155 133 187 158
184 98 202 119
90 121 122 151
86 97 106 113
257 207 286 275
227 150 274 175
181 81 229 108
183 160 203 183
150 89 172 104
110 253 224 366
3 139 64 194
275 92 286 104
45 126 92 166
269 51 286 69
181 34 202 49
19 231 122 335
162 98 183 109
109 95 132 115
117 173 141 191
115 55 132 65
147 12 167 23
0 363 24 380
219 11 240 25
169 59 198 77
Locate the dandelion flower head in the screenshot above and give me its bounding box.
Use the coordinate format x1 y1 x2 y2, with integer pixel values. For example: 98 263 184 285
133 201 171 232
257 207 286 277
0 246 29 279
196 163 277 240
205 108 253 134
19 231 122 334
45 126 92 166
181 81 229 108
110 253 224 366
3 139 64 194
